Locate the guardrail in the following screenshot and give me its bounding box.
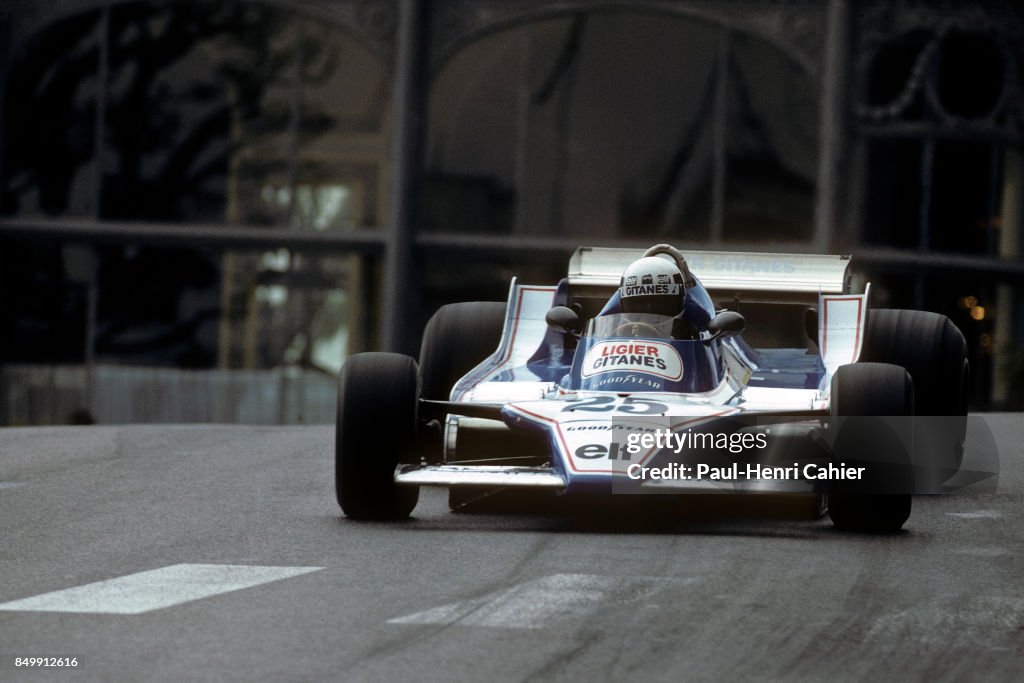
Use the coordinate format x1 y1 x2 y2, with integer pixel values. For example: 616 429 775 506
0 364 336 426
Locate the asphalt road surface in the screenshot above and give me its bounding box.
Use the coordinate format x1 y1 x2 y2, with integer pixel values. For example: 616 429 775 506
0 416 1021 682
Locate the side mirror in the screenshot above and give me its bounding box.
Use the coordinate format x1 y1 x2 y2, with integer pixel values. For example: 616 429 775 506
804 308 818 345
545 306 581 335
707 311 745 343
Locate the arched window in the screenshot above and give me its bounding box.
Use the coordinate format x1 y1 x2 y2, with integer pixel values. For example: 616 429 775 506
1 0 390 373
428 11 819 244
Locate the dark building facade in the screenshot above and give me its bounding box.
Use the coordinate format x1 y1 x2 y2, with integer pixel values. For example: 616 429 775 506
1 0 1023 419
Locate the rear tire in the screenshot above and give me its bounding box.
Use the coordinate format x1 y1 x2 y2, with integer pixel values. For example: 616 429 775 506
861 309 968 484
419 302 506 495
828 362 914 533
335 353 420 519
419 302 506 401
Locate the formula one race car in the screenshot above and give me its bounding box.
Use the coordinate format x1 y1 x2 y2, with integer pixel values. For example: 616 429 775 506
335 245 969 532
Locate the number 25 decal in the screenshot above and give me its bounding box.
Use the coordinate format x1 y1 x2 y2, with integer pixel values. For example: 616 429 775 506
562 397 668 414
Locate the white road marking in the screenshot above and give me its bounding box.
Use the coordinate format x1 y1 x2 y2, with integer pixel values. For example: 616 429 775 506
0 482 23 489
946 510 1003 520
866 596 1024 651
389 573 680 629
953 546 1011 557
0 563 322 614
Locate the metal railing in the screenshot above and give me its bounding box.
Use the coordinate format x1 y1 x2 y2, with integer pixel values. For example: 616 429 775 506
0 364 336 426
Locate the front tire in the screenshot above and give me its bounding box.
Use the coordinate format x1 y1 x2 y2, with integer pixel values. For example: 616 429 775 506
828 362 914 533
335 353 420 519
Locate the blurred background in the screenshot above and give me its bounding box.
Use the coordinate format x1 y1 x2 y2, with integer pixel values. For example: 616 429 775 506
1 0 1022 425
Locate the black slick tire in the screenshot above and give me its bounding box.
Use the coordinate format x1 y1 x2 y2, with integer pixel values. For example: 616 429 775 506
335 352 420 519
419 302 506 401
861 309 968 484
828 362 914 533
417 302 506 511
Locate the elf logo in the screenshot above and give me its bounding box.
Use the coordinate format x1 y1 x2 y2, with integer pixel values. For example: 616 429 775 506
574 442 631 461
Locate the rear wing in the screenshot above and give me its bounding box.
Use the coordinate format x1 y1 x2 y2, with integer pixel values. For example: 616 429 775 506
567 247 852 305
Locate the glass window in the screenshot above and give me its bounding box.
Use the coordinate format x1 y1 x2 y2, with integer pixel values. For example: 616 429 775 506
429 12 818 243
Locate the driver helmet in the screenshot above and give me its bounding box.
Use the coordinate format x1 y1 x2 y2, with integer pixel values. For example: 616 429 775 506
619 256 686 316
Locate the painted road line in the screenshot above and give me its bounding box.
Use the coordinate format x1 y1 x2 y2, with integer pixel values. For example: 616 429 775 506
946 510 1003 520
866 596 1024 650
0 564 322 615
389 573 685 629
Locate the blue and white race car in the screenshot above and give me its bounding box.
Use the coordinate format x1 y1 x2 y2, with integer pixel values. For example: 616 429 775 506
335 245 968 532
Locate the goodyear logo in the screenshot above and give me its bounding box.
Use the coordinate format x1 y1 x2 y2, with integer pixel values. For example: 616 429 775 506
581 341 684 381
